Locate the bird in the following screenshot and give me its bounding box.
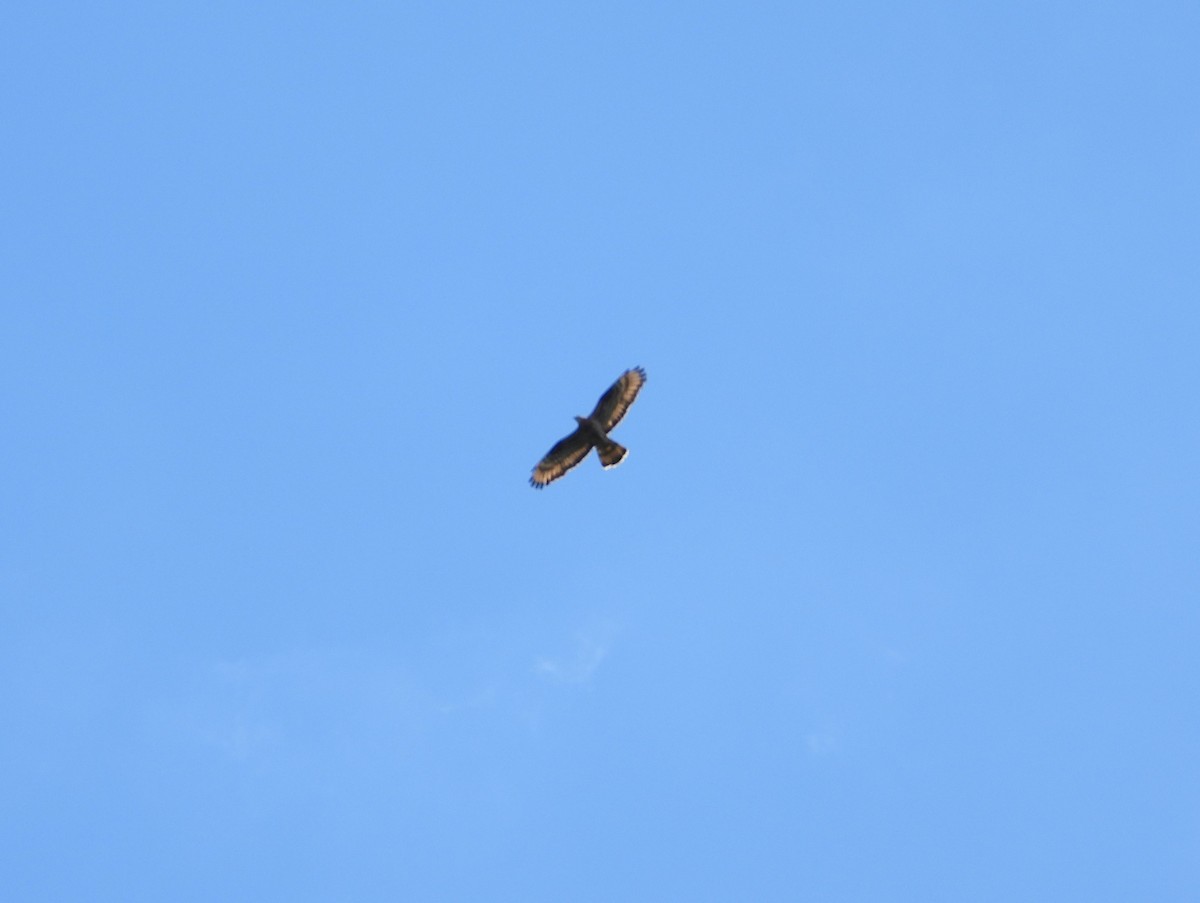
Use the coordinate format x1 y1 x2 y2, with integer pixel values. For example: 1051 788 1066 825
529 367 647 489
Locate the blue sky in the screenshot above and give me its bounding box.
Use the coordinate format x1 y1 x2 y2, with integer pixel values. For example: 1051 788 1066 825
3 2 1198 900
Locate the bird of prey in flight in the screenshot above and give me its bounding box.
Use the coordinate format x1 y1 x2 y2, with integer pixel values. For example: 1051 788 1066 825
529 367 647 489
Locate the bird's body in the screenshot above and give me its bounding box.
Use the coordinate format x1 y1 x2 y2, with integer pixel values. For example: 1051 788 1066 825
529 367 646 489
574 415 610 443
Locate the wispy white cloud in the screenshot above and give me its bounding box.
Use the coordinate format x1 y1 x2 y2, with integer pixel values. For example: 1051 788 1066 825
169 648 429 774
160 620 625 794
534 621 618 685
204 719 280 762
437 684 498 715
805 726 841 757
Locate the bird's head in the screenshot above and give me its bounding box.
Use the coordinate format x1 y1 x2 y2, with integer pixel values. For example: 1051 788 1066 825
573 415 586 425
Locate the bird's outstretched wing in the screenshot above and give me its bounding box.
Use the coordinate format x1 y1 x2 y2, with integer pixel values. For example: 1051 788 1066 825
530 428 593 489
588 366 646 433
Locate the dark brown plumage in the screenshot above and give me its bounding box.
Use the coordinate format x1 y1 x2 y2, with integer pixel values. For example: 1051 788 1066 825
530 367 646 489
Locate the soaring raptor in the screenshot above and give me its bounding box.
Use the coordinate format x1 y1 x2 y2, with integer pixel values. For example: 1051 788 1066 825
529 367 647 489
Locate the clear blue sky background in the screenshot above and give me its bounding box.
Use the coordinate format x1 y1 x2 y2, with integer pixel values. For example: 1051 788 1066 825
3 2 1198 900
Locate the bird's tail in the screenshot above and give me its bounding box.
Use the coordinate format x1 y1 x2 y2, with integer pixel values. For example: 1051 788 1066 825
597 440 628 469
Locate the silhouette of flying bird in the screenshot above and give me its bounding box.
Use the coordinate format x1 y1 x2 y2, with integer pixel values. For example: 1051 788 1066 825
529 367 646 489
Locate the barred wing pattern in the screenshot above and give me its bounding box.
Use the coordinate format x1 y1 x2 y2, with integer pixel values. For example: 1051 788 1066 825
529 367 646 489
589 366 646 432
529 427 593 489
